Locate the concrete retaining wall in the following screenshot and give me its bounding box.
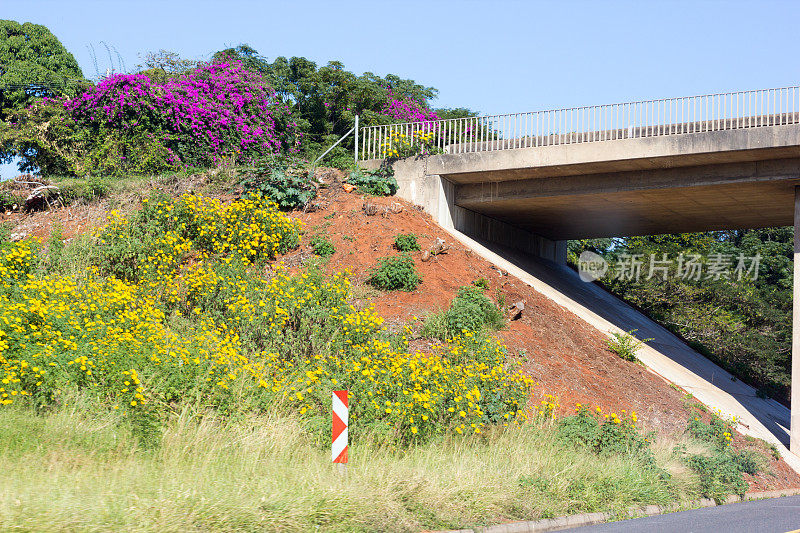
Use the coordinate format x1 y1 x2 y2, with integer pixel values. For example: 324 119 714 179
362 157 566 264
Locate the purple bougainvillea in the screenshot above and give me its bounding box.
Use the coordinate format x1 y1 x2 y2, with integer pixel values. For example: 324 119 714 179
63 61 299 168
380 90 439 124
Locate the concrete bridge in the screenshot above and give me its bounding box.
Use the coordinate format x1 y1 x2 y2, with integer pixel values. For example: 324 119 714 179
358 86 800 468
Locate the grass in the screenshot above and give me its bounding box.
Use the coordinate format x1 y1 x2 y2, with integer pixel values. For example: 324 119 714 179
0 402 711 532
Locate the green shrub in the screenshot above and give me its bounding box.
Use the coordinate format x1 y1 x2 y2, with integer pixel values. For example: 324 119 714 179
347 169 398 196
681 412 763 500
80 128 181 176
732 449 765 475
556 409 600 450
686 411 736 449
557 407 652 459
606 329 650 362
241 167 317 210
683 452 748 500
310 235 335 257
0 190 23 212
393 233 420 252
424 286 505 339
368 253 420 291
472 277 490 290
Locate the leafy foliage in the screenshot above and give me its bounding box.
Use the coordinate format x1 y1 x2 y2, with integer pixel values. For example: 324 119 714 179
5 59 300 175
570 228 793 404
393 233 420 252
92 193 301 284
472 277 490 290
59 176 110 204
240 166 317 210
557 406 654 462
0 20 86 121
346 169 398 196
211 45 448 161
606 329 650 362
0 193 534 447
679 411 761 500
368 253 421 291
424 286 505 339
310 235 335 257
381 129 441 159
0 189 22 211
2 29 462 175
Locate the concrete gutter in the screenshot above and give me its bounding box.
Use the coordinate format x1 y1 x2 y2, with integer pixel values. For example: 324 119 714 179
438 489 800 533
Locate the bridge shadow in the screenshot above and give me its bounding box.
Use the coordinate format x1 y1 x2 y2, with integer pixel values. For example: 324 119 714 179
470 237 792 447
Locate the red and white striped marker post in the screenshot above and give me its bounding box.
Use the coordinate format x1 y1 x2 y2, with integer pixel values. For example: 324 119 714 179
332 390 348 471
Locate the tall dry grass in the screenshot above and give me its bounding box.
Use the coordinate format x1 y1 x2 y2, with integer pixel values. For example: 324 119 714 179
0 402 706 532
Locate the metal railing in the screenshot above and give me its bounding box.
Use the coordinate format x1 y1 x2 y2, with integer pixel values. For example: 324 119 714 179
358 86 800 160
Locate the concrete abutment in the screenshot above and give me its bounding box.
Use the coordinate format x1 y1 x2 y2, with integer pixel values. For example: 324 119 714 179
375 157 567 264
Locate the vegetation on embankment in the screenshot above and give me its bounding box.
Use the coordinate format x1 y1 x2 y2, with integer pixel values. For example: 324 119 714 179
0 178 779 530
2 18 792 415
0 18 793 529
0 400 738 532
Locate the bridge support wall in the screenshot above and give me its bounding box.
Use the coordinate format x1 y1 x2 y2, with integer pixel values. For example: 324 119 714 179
385 158 566 264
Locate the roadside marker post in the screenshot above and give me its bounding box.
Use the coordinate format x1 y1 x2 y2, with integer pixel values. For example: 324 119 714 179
332 390 348 473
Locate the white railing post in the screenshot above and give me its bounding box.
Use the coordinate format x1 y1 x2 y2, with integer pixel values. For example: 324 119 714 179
354 115 359 164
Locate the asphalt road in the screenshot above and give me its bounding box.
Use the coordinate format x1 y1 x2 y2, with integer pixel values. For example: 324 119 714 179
571 496 800 533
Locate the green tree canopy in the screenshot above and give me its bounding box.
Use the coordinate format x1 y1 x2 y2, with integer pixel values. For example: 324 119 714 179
0 20 85 119
569 228 793 404
135 49 200 84
211 45 451 160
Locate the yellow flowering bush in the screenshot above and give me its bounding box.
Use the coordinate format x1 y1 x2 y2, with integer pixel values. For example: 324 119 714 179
556 404 649 457
0 193 533 444
92 193 302 282
0 237 35 283
687 410 737 447
381 129 439 159
536 394 559 420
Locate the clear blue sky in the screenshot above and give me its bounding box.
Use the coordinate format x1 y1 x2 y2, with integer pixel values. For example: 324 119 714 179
3 0 800 175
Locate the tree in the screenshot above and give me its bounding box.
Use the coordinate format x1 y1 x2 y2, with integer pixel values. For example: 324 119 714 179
0 20 85 119
570 229 793 404
135 49 200 84
211 45 440 161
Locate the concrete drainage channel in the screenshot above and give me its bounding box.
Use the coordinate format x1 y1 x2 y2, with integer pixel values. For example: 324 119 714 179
437 489 800 533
